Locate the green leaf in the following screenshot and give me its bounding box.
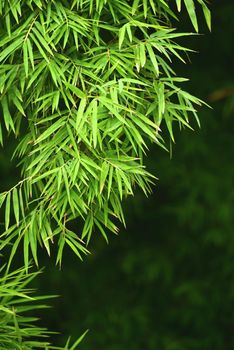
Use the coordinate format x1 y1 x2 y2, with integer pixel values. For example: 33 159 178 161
146 43 159 76
76 98 87 130
29 217 38 266
23 232 29 272
1 96 15 132
5 192 11 230
35 118 66 143
69 330 89 350
65 237 82 260
176 0 182 11
91 99 98 148
65 82 86 99
0 37 23 63
184 0 198 32
23 41 29 77
139 42 146 68
197 0 211 31
132 0 140 15
100 161 109 193
56 233 66 267
119 25 126 50
26 38 34 69
12 188 19 226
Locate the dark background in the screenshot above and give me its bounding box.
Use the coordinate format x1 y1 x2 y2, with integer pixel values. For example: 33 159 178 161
1 1 234 349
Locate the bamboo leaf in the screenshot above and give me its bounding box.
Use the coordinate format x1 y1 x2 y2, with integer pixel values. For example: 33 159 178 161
70 330 89 350
1 96 15 132
197 0 211 30
5 192 11 230
146 43 159 76
100 161 109 193
91 99 98 148
23 41 29 77
184 0 198 32
0 37 23 63
119 25 126 50
0 0 207 270
65 82 86 99
24 231 29 272
35 119 66 143
176 0 182 11
12 188 19 226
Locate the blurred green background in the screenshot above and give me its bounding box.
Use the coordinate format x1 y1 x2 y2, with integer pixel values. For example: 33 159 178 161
1 0 234 349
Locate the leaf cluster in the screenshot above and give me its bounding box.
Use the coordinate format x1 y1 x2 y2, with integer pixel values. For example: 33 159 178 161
0 0 210 347
0 0 209 266
0 265 86 350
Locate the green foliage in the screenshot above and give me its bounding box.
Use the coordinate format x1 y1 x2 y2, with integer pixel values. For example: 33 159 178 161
0 0 212 348
44 5 234 349
176 0 211 31
40 26 234 346
0 0 210 267
0 265 87 349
